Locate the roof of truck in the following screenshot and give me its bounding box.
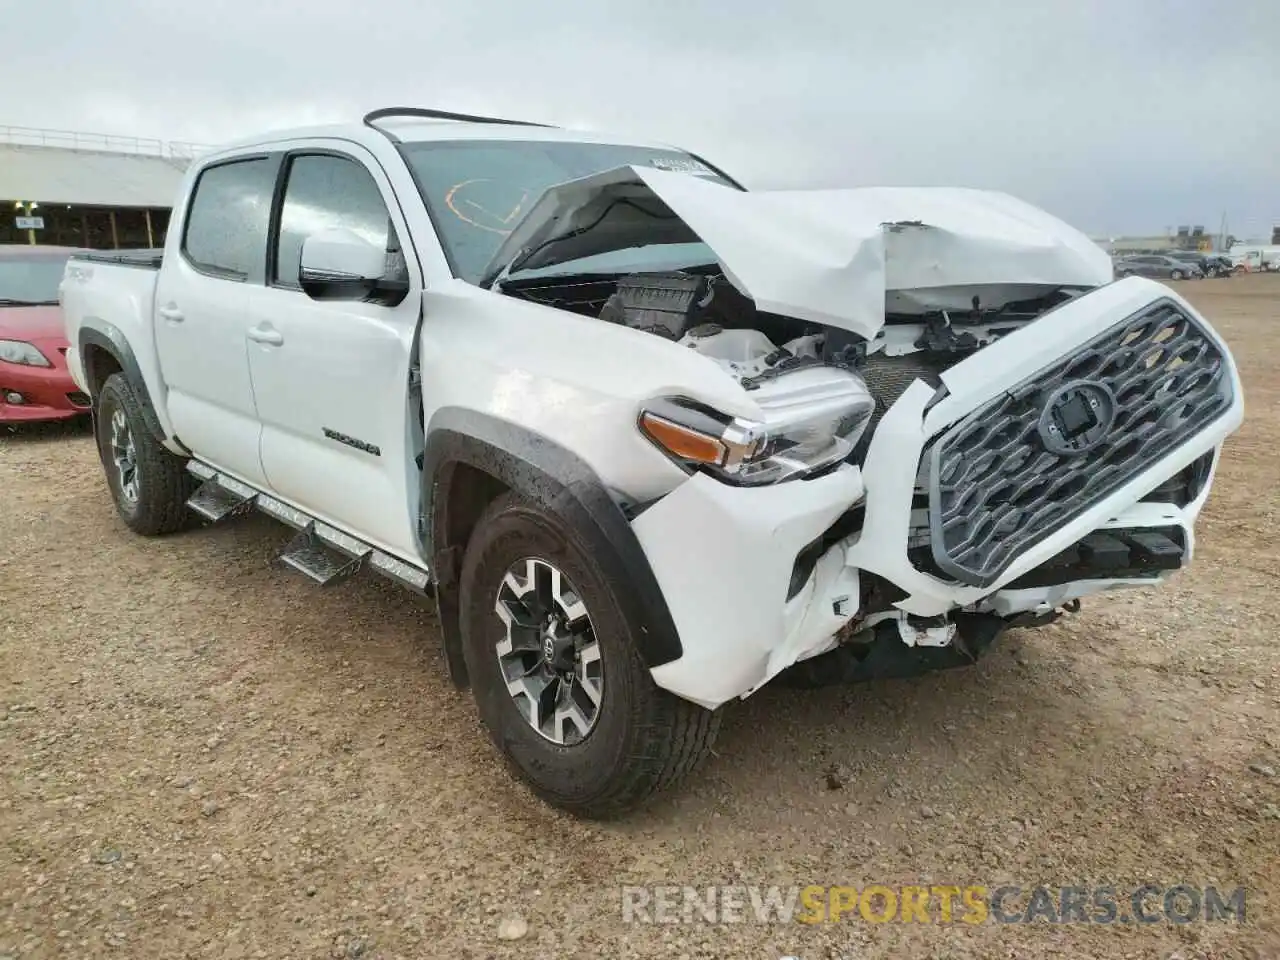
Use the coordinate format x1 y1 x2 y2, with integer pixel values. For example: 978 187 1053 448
207 118 674 156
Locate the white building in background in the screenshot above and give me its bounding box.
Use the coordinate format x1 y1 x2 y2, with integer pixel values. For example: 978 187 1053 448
1 125 208 249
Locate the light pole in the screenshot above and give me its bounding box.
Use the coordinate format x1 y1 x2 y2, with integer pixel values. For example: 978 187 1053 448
14 200 39 245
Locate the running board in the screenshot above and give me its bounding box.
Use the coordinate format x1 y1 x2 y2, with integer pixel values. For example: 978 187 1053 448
280 522 369 586
186 475 256 522
183 461 431 594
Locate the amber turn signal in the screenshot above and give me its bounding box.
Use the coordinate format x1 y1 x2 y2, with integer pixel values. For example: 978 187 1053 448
639 412 727 465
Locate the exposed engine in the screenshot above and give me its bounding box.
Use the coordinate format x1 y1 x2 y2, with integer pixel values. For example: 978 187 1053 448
500 268 1074 449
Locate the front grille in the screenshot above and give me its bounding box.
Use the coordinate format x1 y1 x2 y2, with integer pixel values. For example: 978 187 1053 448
67 392 91 408
921 299 1233 587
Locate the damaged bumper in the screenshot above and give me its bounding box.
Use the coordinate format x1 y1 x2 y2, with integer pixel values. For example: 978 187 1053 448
634 277 1243 710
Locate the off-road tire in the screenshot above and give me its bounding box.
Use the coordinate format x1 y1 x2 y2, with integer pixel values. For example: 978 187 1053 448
95 373 194 536
459 492 719 818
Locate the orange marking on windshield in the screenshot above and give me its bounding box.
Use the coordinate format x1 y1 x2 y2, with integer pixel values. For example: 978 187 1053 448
444 179 530 235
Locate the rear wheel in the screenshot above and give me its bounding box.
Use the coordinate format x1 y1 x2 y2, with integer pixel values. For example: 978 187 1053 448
94 373 194 535
459 492 719 818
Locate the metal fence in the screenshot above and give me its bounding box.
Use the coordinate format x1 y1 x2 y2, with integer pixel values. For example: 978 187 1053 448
0 124 213 163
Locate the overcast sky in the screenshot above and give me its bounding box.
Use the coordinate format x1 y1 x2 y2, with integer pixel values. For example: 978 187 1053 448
4 0 1277 238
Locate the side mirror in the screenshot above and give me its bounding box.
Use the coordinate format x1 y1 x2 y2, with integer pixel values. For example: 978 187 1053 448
299 228 408 305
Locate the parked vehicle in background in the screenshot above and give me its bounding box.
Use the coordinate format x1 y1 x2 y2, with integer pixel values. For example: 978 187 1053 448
1202 254 1235 278
0 245 91 423
60 108 1244 816
1229 247 1280 273
1167 251 1231 278
1113 254 1199 280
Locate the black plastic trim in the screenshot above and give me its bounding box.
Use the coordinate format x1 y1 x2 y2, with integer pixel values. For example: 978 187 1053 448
685 151 747 192
69 249 164 269
363 106 557 136
1002 526 1186 589
422 410 684 673
78 324 167 444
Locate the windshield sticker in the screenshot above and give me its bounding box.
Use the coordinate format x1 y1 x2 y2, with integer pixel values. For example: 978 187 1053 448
647 157 715 175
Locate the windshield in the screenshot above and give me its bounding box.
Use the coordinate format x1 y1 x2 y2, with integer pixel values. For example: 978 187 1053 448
400 140 731 283
0 255 70 305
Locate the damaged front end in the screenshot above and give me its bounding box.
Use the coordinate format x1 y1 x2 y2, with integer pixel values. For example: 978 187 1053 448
480 164 1244 709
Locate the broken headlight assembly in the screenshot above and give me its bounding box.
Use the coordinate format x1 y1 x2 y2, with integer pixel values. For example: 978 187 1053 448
639 367 876 485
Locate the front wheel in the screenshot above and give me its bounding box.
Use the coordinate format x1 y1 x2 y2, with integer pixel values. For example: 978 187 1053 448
458 492 719 818
1170 269 1184 280
94 373 194 535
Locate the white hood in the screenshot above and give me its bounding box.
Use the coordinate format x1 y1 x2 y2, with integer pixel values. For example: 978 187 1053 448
485 165 1114 341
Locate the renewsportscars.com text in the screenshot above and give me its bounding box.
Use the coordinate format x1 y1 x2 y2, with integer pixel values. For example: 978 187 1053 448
621 884 1246 925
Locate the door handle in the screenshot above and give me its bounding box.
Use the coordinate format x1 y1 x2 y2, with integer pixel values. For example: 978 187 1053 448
158 305 184 323
247 324 284 347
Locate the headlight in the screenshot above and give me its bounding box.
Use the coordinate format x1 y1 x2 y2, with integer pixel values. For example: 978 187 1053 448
639 367 876 485
0 339 51 367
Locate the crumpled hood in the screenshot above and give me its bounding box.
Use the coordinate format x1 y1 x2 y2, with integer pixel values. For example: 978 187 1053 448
484 165 1114 340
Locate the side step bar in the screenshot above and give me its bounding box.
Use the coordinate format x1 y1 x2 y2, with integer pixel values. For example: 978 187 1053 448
185 462 430 593
187 476 256 522
280 522 369 587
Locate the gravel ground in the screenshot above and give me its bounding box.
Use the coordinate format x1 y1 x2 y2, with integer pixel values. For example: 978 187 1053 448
2 275 1278 960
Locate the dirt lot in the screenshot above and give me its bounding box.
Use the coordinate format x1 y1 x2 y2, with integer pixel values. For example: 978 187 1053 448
2 275 1279 960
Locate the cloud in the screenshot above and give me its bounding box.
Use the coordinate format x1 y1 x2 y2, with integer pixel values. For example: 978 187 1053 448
3 0 1276 237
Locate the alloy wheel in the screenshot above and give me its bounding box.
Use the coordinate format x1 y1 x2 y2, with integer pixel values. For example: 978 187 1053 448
109 408 139 504
493 557 603 745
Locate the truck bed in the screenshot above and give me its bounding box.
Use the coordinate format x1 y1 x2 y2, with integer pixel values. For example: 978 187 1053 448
60 248 166 421
69 249 164 269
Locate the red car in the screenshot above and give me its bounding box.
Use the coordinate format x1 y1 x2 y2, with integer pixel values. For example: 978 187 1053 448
0 245 90 423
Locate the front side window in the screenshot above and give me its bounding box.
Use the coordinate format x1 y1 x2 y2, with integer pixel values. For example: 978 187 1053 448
0 254 71 305
183 157 277 280
273 154 402 288
401 140 731 283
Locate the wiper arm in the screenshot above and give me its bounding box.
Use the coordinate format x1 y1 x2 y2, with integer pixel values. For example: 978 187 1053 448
0 298 57 306
479 248 526 292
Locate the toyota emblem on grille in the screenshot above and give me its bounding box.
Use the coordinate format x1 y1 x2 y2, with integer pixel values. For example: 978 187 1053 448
1038 380 1117 456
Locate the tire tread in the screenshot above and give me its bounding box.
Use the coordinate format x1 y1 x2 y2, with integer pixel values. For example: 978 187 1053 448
96 373 193 536
460 492 719 818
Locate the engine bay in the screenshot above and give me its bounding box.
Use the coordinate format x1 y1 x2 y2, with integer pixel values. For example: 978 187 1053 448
497 267 1085 420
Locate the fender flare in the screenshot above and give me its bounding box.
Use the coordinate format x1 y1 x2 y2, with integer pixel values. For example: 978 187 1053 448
78 323 168 445
422 408 683 685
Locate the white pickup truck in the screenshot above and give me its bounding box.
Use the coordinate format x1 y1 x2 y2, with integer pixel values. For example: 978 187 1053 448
61 107 1244 817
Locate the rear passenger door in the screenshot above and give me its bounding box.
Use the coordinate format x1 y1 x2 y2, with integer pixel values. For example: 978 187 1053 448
245 145 424 558
155 155 279 485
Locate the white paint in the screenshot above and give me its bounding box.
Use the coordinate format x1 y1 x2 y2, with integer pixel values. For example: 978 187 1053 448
485 165 1113 340
636 467 864 710
60 116 1246 714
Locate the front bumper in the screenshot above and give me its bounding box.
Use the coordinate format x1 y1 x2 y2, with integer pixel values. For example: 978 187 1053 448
0 347 90 423
635 277 1244 710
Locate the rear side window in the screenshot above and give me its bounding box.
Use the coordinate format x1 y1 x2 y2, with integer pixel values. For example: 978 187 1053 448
182 158 277 281
273 154 401 288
